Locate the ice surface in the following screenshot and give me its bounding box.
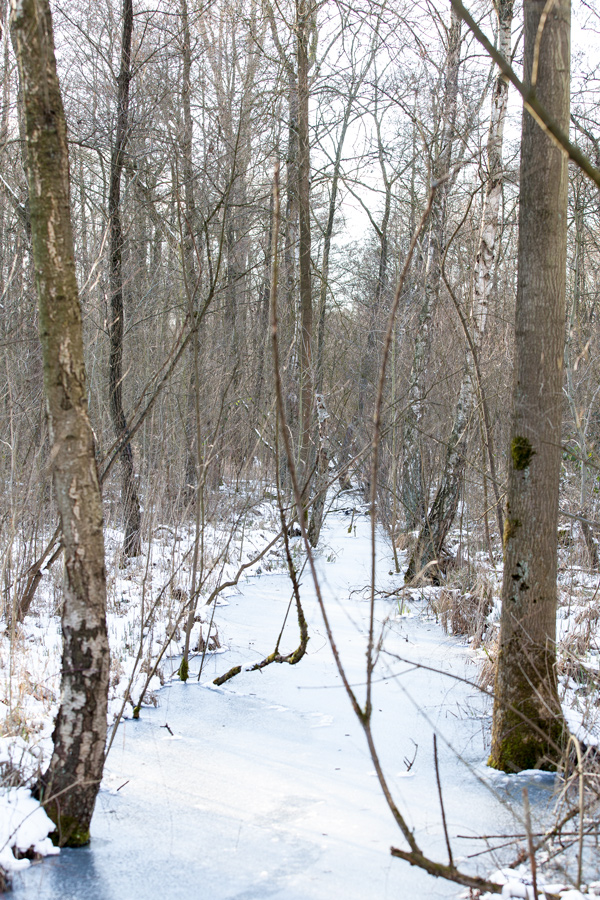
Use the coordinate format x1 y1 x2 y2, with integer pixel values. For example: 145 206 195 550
10 512 567 899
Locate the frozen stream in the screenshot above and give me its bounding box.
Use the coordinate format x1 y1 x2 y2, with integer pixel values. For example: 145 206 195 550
13 511 557 899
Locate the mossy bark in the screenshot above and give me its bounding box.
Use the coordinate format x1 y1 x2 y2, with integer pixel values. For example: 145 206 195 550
490 637 566 772
11 0 110 842
489 0 570 772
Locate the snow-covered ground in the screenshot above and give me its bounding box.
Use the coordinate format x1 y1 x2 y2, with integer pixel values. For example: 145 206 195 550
3 502 599 897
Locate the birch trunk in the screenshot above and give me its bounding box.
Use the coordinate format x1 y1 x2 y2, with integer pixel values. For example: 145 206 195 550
11 0 109 844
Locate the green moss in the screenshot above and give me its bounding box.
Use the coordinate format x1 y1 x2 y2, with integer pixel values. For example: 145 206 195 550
288 634 309 665
489 708 566 773
213 665 242 686
61 822 90 848
490 639 567 773
132 705 141 719
47 812 90 848
178 657 189 682
511 435 535 470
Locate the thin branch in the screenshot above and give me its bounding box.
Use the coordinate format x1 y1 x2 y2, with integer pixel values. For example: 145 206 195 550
450 0 600 190
434 733 454 867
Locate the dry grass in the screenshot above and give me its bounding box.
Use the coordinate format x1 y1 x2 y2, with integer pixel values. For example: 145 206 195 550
434 576 493 648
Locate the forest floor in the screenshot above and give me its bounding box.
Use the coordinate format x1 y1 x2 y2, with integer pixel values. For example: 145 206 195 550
1 493 600 897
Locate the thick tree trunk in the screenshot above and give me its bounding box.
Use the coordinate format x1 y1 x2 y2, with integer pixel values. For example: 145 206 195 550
11 0 109 845
489 0 570 772
108 0 142 556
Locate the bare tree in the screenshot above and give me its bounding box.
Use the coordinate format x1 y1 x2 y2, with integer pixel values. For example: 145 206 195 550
108 0 142 556
296 0 315 506
10 0 109 844
489 0 570 772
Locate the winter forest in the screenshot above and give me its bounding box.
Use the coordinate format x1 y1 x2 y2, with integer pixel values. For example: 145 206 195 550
1 0 600 895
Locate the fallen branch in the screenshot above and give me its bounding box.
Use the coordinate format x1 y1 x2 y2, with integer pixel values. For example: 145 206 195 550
213 460 309 684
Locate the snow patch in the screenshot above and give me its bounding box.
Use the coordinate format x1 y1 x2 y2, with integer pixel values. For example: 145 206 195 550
0 788 59 873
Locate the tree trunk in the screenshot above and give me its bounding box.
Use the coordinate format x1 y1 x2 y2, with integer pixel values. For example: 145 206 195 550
254 192 274 421
336 63 390 499
406 373 471 581
296 0 313 508
489 0 570 772
11 0 109 845
180 0 204 506
264 4 298 494
108 0 142 556
307 394 329 547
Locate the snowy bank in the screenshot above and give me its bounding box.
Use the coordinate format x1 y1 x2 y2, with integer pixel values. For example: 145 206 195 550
0 787 59 875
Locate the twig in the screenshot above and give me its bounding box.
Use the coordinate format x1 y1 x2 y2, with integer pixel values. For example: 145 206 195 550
564 734 585 890
434 733 454 867
522 787 538 900
404 740 418 772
